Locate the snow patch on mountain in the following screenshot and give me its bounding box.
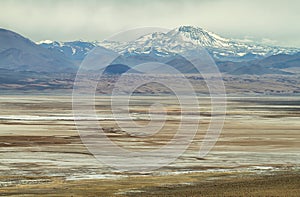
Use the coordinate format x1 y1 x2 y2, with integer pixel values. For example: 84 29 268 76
36 40 54 44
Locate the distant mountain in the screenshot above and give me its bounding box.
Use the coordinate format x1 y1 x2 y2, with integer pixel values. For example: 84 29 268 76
100 26 299 62
103 64 141 75
228 64 291 75
0 28 76 73
217 52 300 75
37 26 299 63
0 26 299 76
165 56 198 73
29 25 300 76
38 40 97 63
1 27 300 93
256 52 300 69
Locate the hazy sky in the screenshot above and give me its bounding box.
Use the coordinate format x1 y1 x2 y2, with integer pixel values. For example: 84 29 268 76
0 0 299 47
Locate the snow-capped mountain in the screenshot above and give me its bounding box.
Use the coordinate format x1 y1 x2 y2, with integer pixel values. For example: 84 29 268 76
0 26 299 79
38 40 98 61
37 26 300 63
100 26 299 61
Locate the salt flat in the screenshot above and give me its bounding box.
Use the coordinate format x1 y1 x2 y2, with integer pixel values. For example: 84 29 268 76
0 95 299 195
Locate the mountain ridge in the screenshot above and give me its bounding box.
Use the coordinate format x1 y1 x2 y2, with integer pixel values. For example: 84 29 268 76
101 26 299 62
0 28 76 73
0 26 299 75
38 26 300 63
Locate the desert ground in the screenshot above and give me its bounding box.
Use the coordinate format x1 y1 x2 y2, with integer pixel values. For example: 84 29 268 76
0 95 299 196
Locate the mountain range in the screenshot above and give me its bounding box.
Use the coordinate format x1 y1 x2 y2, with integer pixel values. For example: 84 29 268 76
0 26 300 76
0 29 75 73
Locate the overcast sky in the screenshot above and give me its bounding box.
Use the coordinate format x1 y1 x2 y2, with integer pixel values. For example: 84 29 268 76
0 0 299 47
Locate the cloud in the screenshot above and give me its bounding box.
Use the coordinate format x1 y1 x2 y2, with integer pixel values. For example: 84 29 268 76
0 0 299 47
260 38 279 46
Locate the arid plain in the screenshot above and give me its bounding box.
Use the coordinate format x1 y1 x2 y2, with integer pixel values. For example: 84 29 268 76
0 95 299 196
